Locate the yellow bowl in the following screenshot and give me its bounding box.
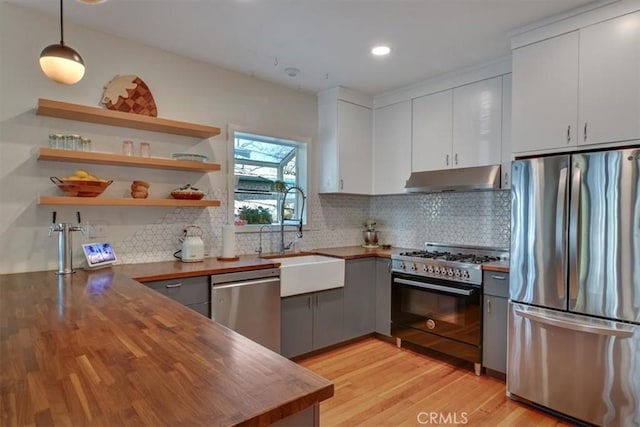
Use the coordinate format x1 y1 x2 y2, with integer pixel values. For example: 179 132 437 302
50 177 112 197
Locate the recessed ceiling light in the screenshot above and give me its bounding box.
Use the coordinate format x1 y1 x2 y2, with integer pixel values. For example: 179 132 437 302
371 45 391 56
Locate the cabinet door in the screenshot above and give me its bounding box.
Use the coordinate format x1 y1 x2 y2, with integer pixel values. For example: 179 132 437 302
343 259 376 340
482 295 508 374
373 101 411 194
337 100 372 194
412 90 453 171
313 288 344 350
579 11 640 146
375 258 392 336
281 294 313 358
512 31 579 154
501 73 512 189
452 76 502 168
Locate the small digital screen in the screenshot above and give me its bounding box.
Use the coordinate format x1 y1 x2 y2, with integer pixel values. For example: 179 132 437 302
82 242 117 268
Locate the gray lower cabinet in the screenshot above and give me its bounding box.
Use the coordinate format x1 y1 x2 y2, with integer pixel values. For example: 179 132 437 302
142 275 210 317
281 287 344 358
343 258 376 340
482 271 509 374
375 258 392 336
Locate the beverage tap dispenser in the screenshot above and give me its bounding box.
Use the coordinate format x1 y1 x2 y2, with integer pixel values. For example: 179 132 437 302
49 211 84 275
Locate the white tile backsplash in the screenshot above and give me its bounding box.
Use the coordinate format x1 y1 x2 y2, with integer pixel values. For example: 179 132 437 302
113 189 510 264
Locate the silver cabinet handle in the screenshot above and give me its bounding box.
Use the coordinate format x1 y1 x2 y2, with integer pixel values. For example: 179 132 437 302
315 294 319 307
446 154 449 166
308 295 312 309
340 179 344 190
515 309 633 338
165 283 183 288
566 125 571 143
486 299 491 313
455 153 458 165
583 122 588 142
504 171 509 186
491 275 506 281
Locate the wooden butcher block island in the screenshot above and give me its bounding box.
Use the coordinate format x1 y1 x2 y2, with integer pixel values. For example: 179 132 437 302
0 269 333 426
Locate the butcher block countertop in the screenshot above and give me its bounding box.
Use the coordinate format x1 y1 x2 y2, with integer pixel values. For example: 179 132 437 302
312 246 413 260
0 266 333 426
482 262 510 273
114 255 280 282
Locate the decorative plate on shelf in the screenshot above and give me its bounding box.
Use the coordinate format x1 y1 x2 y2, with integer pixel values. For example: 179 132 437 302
171 153 209 162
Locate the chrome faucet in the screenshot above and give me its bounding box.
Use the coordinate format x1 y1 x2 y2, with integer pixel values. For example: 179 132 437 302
256 225 272 256
279 185 306 254
49 211 84 275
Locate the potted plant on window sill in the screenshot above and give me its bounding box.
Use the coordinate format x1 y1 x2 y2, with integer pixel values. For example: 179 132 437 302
238 206 273 225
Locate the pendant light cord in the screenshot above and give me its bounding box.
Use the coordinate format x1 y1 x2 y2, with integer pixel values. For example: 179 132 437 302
59 0 65 46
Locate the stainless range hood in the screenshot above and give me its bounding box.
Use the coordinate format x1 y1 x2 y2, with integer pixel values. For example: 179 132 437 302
405 164 501 193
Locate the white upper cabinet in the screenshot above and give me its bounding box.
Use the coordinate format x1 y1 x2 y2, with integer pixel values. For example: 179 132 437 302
373 100 411 195
512 10 640 154
501 73 513 189
452 76 503 168
578 11 640 146
412 76 503 172
318 88 372 194
412 90 453 172
512 31 580 154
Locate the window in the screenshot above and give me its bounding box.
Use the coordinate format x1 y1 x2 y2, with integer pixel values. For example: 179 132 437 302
233 131 307 225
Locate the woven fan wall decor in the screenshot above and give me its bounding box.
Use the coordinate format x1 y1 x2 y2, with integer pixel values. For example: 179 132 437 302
101 75 158 117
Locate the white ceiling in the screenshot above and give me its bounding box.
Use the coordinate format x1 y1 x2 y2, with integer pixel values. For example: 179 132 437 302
13 0 598 95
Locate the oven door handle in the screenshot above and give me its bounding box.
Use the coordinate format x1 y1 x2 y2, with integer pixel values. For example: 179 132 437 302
393 278 475 296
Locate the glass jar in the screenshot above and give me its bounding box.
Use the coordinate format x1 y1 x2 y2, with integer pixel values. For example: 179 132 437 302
48 133 64 149
122 140 134 156
139 142 150 157
80 137 91 152
64 135 76 150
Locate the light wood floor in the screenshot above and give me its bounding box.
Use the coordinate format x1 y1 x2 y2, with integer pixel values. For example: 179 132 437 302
298 338 572 427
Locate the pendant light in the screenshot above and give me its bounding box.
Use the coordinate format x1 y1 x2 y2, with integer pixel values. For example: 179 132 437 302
39 0 85 85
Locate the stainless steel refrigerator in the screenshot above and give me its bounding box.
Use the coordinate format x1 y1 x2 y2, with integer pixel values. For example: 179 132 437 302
508 147 640 427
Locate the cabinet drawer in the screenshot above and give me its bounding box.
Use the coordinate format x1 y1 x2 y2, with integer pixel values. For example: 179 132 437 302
483 272 509 298
144 276 209 305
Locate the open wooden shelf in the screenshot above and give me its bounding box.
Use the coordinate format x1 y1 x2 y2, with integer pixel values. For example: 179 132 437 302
38 148 221 172
38 196 221 207
36 98 221 138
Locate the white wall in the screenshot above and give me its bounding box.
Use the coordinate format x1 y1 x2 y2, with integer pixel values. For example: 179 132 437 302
0 4 318 273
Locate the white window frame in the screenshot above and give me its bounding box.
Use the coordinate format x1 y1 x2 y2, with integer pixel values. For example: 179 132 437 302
227 124 309 232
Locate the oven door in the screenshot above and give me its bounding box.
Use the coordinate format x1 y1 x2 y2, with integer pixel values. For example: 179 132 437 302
391 273 481 363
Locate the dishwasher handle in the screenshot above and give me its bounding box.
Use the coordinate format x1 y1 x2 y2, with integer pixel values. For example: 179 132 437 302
211 277 279 290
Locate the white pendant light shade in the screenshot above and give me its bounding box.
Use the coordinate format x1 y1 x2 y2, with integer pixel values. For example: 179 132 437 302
39 44 85 84
39 0 85 85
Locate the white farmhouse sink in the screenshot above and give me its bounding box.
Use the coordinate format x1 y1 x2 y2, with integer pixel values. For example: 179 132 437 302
273 255 345 297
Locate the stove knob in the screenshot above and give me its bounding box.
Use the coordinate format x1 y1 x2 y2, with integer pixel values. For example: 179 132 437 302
462 270 470 278
447 268 454 276
427 265 434 273
422 265 428 273
410 263 417 272
400 262 406 270
454 269 461 277
434 266 440 274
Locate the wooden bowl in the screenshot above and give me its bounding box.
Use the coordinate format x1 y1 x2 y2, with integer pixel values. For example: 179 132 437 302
170 191 205 200
51 177 112 197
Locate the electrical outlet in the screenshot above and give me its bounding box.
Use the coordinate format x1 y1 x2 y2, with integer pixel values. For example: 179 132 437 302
86 221 108 239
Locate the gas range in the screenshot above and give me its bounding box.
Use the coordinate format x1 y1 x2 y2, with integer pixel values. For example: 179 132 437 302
391 243 508 285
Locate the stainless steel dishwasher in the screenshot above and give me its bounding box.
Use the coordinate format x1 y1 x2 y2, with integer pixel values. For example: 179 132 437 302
210 268 281 353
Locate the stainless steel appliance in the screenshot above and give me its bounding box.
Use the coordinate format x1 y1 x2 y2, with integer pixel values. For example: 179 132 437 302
509 147 640 427
211 268 281 353
391 243 508 375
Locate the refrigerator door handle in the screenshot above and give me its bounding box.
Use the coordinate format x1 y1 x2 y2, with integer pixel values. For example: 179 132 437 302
515 309 633 338
555 167 568 300
569 166 581 303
